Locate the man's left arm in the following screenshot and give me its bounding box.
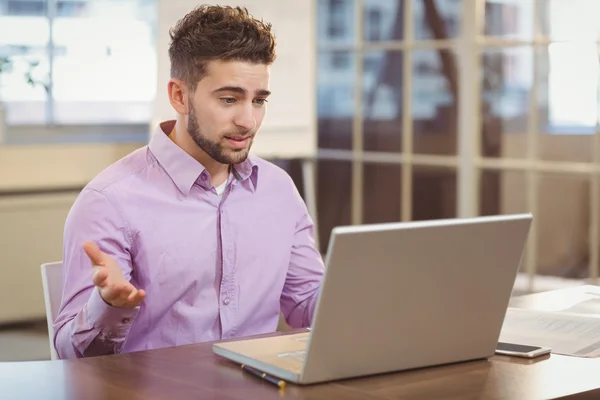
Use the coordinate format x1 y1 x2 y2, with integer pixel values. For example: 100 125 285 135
280 187 325 329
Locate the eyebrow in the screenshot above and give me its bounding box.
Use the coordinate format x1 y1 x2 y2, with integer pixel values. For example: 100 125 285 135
212 86 271 97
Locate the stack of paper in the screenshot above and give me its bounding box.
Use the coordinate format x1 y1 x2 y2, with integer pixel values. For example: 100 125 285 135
501 287 600 358
500 307 600 358
560 297 600 316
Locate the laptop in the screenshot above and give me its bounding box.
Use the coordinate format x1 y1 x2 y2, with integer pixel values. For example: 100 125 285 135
213 213 533 385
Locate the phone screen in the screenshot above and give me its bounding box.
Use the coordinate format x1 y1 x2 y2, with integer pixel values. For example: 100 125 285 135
496 342 541 353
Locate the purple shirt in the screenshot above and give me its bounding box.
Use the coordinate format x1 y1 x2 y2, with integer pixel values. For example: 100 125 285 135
53 120 324 359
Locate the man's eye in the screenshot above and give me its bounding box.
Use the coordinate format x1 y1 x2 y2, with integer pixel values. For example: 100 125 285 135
221 98 236 104
255 99 268 105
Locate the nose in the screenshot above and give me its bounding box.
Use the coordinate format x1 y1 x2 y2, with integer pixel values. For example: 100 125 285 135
233 104 256 132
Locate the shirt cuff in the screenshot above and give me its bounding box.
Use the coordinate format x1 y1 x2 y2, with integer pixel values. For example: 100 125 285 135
85 288 140 335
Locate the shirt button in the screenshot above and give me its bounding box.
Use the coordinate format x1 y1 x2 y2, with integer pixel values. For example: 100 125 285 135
223 297 230 306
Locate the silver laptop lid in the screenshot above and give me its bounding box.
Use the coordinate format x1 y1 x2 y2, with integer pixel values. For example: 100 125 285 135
301 214 532 384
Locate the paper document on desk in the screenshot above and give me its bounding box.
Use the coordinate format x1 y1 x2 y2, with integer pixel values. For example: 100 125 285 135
560 297 600 316
508 286 600 314
499 308 600 358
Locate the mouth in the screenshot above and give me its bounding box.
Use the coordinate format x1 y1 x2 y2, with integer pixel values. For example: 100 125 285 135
224 135 252 149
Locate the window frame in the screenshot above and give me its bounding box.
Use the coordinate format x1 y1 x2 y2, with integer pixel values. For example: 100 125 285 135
0 0 156 143
316 0 600 286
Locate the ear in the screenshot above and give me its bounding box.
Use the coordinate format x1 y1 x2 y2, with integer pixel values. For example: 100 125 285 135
167 78 189 115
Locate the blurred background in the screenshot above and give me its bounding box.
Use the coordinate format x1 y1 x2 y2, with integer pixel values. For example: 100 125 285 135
1 0 599 360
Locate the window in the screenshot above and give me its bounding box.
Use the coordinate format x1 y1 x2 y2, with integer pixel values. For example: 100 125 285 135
542 0 600 133
365 8 381 41
327 0 348 38
483 0 600 134
315 0 600 284
57 1 86 17
7 0 46 16
331 51 350 69
0 0 157 126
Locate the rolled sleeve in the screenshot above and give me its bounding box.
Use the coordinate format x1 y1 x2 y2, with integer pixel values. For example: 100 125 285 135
85 288 139 331
70 290 139 356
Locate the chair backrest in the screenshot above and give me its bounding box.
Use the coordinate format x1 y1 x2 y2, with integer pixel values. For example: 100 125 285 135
40 261 63 361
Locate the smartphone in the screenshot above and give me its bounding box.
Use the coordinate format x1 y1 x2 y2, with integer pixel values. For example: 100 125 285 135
495 342 551 358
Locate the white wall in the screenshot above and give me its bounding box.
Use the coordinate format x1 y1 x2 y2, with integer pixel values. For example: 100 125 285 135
0 143 143 191
0 192 78 323
0 142 142 323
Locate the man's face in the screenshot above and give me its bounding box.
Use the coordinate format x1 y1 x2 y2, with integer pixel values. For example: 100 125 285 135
186 60 271 165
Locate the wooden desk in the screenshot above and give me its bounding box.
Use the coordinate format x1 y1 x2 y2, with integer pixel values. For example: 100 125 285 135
2 286 600 400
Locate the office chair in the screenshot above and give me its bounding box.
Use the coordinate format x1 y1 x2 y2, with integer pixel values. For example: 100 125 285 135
40 261 63 361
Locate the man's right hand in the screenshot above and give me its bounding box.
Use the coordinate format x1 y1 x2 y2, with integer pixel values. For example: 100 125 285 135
83 241 146 308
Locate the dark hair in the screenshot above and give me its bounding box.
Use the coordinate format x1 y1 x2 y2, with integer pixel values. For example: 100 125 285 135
168 5 277 89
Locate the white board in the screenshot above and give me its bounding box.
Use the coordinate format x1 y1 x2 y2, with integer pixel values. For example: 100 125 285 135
152 0 317 159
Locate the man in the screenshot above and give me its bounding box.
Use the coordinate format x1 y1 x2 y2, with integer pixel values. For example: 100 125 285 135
53 5 324 359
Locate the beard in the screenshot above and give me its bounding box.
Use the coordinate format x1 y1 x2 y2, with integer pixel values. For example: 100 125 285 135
187 105 254 165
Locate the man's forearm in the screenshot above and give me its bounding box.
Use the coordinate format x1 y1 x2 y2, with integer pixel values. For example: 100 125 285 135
54 289 139 359
304 291 319 327
283 290 319 329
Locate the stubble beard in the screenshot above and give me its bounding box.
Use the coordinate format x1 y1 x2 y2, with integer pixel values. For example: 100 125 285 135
187 106 254 165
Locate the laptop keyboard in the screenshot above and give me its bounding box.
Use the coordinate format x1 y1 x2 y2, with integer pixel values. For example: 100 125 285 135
278 350 306 363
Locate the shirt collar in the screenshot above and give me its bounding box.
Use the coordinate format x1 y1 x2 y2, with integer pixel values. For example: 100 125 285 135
149 120 259 196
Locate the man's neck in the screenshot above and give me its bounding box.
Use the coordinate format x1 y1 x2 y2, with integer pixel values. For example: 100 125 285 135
168 121 230 187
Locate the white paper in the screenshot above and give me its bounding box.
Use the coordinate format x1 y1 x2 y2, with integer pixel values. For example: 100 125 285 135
499 308 600 358
508 286 600 313
562 297 600 316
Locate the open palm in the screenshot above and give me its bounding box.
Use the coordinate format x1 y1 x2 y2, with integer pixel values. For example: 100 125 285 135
83 241 145 308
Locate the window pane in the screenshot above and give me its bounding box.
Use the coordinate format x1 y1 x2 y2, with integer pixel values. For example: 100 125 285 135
317 0 356 46
6 0 47 17
363 0 403 42
479 169 528 216
537 45 599 162
317 51 355 150
536 173 589 279
413 48 458 155
412 165 457 221
51 0 157 124
363 163 402 224
414 0 461 41
363 50 403 152
484 0 534 40
480 47 533 159
317 159 352 251
57 1 87 17
539 0 600 41
0 2 50 124
538 43 599 137
479 169 529 273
